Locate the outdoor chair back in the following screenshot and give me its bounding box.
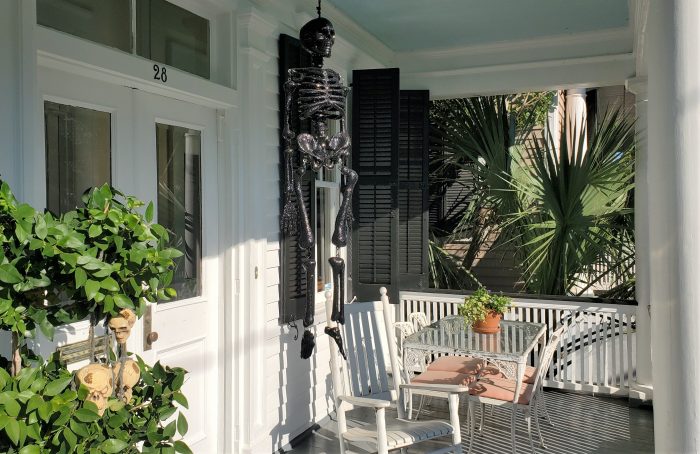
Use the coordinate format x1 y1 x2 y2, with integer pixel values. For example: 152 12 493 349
339 299 397 402
325 288 464 454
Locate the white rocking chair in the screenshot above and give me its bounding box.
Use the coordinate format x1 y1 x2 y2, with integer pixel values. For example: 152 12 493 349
325 287 465 454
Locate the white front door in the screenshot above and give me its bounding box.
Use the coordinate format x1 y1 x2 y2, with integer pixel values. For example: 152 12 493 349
39 68 221 453
132 91 220 454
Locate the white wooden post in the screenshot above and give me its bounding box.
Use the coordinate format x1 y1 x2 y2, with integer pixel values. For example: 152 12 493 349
565 88 587 157
647 1 700 450
625 77 653 400
380 287 405 419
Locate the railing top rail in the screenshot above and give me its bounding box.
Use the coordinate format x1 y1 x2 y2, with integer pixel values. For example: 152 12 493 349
399 290 637 314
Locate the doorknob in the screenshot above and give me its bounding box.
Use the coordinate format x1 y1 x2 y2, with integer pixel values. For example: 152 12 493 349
143 304 157 351
146 331 159 345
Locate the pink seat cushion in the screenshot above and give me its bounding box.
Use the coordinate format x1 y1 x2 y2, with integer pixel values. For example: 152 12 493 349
427 356 484 375
469 377 535 405
411 370 475 386
479 365 537 384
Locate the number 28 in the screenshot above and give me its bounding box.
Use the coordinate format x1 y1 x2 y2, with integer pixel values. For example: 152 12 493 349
153 64 168 83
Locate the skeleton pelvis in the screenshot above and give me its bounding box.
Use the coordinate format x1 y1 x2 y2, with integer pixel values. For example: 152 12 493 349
297 132 350 160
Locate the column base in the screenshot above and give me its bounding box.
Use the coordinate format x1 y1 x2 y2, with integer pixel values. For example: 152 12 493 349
629 382 653 404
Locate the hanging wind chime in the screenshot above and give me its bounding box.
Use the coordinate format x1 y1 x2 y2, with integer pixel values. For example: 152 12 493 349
282 0 356 360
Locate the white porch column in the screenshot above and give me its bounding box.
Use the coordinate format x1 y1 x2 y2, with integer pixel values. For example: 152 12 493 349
647 1 700 451
565 88 587 156
234 9 277 454
625 77 653 398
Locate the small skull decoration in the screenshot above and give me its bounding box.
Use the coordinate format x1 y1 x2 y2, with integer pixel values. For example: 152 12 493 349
113 359 141 403
108 308 137 345
75 363 113 415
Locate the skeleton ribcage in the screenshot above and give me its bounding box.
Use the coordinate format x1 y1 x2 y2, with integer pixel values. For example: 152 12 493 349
290 67 346 120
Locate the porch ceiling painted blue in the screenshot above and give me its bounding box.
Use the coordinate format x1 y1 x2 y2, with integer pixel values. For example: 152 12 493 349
326 0 629 52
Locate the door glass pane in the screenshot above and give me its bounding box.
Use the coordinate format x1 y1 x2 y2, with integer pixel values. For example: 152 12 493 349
44 101 111 214
37 0 131 52
156 123 202 300
136 0 210 79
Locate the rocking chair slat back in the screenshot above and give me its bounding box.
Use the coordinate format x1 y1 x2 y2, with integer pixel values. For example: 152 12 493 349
341 300 393 400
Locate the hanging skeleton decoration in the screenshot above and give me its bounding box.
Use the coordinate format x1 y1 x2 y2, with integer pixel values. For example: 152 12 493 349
282 2 356 360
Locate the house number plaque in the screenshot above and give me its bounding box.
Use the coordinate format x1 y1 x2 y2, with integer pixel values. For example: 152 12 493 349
153 64 168 83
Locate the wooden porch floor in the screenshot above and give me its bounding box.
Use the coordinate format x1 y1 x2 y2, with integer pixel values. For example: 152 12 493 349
284 390 654 453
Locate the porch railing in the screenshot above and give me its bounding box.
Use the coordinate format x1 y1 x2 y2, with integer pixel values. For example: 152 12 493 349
397 290 638 397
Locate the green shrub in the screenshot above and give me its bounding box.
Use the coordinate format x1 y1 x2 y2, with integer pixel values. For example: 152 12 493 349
0 181 192 453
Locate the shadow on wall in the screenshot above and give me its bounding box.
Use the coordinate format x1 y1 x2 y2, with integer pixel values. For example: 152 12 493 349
270 307 334 452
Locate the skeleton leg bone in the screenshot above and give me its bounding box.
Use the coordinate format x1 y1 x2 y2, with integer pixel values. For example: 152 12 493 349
328 256 345 324
332 166 358 247
303 257 316 328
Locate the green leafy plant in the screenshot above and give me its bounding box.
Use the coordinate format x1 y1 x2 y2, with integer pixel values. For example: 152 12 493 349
60 184 183 319
0 354 191 454
507 108 635 295
430 95 636 297
458 287 511 325
0 181 193 453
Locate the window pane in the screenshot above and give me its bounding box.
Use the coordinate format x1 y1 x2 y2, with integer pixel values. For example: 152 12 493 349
137 0 210 79
37 0 131 52
44 101 111 214
156 124 202 300
316 187 340 293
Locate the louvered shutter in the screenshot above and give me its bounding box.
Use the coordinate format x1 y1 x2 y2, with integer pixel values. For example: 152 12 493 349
351 68 400 302
278 34 316 323
398 90 429 289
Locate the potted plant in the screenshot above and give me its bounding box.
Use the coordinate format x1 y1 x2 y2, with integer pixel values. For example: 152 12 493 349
458 287 511 334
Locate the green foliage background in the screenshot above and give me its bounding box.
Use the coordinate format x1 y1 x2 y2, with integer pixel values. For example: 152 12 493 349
429 93 636 298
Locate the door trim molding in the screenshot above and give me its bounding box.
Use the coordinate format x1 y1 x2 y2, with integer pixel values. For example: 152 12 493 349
37 27 238 110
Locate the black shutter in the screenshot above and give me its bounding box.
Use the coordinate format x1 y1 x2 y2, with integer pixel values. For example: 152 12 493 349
278 34 316 324
398 90 429 289
351 68 400 302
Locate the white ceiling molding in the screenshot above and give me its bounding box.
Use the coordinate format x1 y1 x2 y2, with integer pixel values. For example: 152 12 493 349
402 53 635 99
396 26 632 74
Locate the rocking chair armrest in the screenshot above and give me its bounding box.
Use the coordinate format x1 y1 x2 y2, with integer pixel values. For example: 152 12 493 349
400 382 470 394
337 395 392 409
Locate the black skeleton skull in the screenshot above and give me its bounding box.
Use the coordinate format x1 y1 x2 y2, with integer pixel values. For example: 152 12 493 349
300 17 335 64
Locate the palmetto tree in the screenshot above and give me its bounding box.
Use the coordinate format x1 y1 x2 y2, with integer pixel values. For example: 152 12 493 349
430 95 635 296
509 108 635 295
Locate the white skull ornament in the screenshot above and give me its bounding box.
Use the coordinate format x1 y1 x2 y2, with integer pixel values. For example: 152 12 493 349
108 308 137 345
113 359 141 403
75 363 113 416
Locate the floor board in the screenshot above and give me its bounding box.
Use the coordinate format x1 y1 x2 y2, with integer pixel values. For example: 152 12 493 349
285 390 654 453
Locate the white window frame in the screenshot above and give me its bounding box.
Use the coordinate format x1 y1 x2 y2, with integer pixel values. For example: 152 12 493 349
315 167 344 304
35 0 236 110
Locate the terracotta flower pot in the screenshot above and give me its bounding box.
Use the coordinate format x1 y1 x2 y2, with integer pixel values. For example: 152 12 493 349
472 311 502 334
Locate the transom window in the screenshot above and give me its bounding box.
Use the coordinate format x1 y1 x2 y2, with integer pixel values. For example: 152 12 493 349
37 0 210 79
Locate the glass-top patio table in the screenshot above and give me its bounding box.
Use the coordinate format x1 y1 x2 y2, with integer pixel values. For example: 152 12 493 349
403 315 547 394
